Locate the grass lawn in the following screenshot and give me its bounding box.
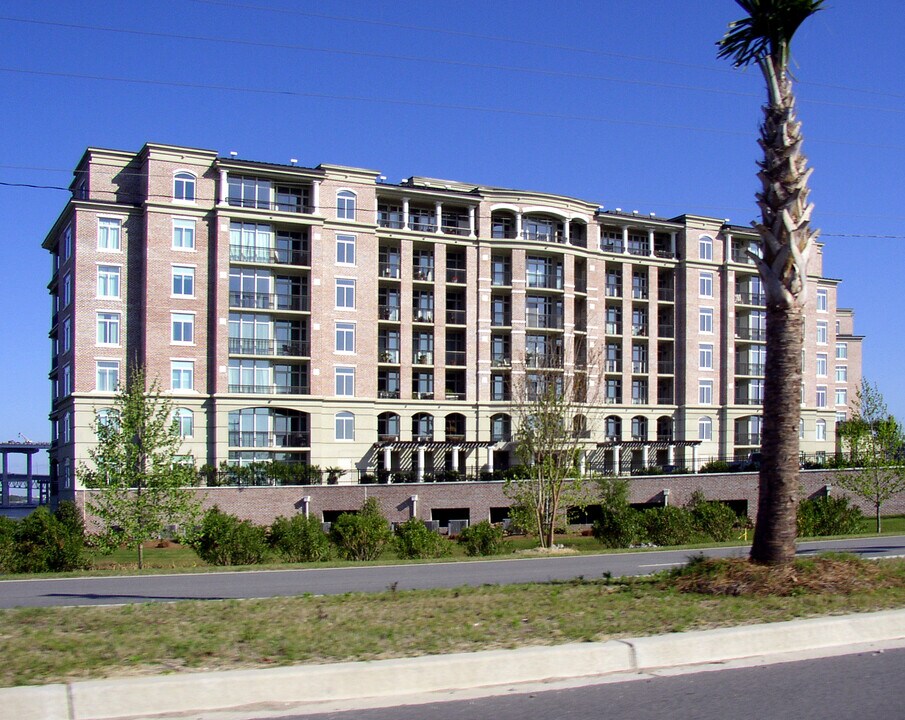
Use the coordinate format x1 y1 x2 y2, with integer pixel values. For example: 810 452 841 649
2 555 904 688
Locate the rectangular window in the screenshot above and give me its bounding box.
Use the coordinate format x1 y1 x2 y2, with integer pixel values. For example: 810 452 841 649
699 308 714 333
816 288 828 312
816 353 827 377
61 364 71 397
335 366 355 396
336 278 356 309
62 317 71 353
699 380 713 405
835 388 848 406
173 219 196 249
98 218 121 250
172 266 195 296
336 234 356 265
97 266 120 298
835 342 848 360
816 421 827 441
171 313 194 344
699 343 713 370
816 320 828 345
63 273 72 307
96 360 119 392
335 322 356 353
835 365 848 382
96 312 120 345
171 361 194 390
816 385 827 408
699 272 713 298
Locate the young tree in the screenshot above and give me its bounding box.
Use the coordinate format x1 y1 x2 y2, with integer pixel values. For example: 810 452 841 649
718 0 824 566
836 381 905 533
79 368 200 569
506 352 597 549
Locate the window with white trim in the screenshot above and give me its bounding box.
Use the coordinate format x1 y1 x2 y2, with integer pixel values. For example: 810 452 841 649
835 342 848 360
174 408 194 438
97 265 120 298
98 218 121 250
816 385 827 408
816 419 827 441
97 312 120 345
335 366 355 396
699 235 713 261
816 320 828 345
699 271 713 298
699 343 713 370
816 288 828 312
337 190 356 220
336 234 356 265
173 172 196 202
335 411 355 441
698 416 712 441
96 360 119 392
61 364 71 397
61 412 71 444
335 322 355 353
699 379 713 405
62 317 71 353
171 361 194 390
172 266 195 296
835 388 848 406
835 365 848 382
336 278 355 309
173 219 195 250
171 313 194 344
63 273 72 307
699 308 714 333
816 353 827 377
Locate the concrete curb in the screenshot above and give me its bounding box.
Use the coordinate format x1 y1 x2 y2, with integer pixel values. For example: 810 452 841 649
7 609 905 720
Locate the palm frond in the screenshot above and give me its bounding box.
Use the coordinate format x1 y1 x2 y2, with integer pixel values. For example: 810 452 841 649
717 0 824 67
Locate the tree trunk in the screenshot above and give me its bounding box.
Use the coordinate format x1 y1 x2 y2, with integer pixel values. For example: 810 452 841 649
876 503 882 534
138 542 144 570
750 302 802 565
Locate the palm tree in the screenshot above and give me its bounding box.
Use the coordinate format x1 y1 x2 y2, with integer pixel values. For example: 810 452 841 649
717 0 823 565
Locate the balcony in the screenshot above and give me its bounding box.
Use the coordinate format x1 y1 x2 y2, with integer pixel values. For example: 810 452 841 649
228 384 309 395
446 268 467 283
604 359 622 373
631 287 648 300
657 393 674 404
445 350 466 366
226 197 311 215
441 220 470 237
527 275 564 290
491 355 511 368
734 394 764 406
229 291 309 312
657 287 675 302
412 391 435 400
228 430 311 448
605 284 621 298
491 313 512 327
228 338 310 357
658 324 675 338
657 360 674 374
379 306 401 321
736 290 766 305
444 392 466 402
525 353 564 369
413 352 434 365
605 322 622 335
378 350 400 364
628 244 649 257
735 361 765 376
631 361 648 373
735 433 762 446
526 313 564 330
378 262 401 279
229 245 310 266
601 240 624 254
631 324 649 337
735 327 767 341
491 271 512 287
413 268 435 282
378 389 401 399
654 249 676 259
521 229 564 243
631 395 648 405
446 309 466 325
413 309 435 323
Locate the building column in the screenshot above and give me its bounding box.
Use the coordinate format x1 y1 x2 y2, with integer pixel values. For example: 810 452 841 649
403 198 410 230
515 212 523 239
311 180 320 214
613 445 621 476
486 446 495 473
648 230 656 257
435 201 443 234
578 450 586 477
641 444 648 469
301 495 311 518
383 446 392 471
416 446 425 482
622 227 629 254
218 169 228 204
468 206 476 238
691 444 699 471
669 231 677 257
451 445 460 473
563 218 570 244
667 444 675 467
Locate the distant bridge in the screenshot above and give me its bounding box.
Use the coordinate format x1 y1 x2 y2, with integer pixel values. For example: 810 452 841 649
1 441 51 508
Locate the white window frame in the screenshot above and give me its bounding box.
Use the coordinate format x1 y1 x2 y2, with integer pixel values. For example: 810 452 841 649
336 234 356 265
97 217 122 251
816 320 828 345
96 312 121 346
835 365 848 383
835 342 848 360
699 271 713 298
63 273 72 307
699 308 714 334
336 190 357 220
171 360 194 391
835 387 848 406
698 416 712 441
335 366 355 396
699 343 713 370
171 313 195 344
173 171 196 203
816 419 827 441
699 235 713 261
96 360 120 392
172 218 196 250
174 408 194 438
335 322 356 353
816 288 828 312
699 380 713 405
335 411 355 441
816 385 827 408
816 353 827 377
336 278 356 309
97 265 121 299
172 265 195 297
62 317 71 353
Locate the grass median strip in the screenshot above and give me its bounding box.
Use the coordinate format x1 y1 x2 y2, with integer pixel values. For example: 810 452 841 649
3 556 905 688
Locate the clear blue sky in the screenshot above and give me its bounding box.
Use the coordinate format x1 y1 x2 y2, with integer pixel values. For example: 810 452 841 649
2 1 904 472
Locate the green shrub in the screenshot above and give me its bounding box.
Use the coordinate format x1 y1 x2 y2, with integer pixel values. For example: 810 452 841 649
687 491 738 542
457 520 506 556
393 518 450 559
797 496 864 537
642 506 696 546
330 498 392 561
0 515 18 573
269 514 332 563
699 460 732 474
8 504 88 573
192 507 269 566
592 506 645 548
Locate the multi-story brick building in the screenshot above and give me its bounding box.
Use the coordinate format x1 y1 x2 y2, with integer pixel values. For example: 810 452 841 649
43 143 862 500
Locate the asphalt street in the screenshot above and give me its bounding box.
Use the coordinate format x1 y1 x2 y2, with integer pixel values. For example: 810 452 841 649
0 534 902 609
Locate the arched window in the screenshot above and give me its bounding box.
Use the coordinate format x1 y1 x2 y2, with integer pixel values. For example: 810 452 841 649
377 412 400 440
173 172 196 202
412 413 433 441
335 411 355 441
174 408 193 438
631 416 647 440
815 419 827 441
656 416 673 441
699 235 713 261
605 415 621 440
698 416 712 441
337 190 356 220
572 414 589 438
445 413 466 441
96 408 119 430
490 413 511 442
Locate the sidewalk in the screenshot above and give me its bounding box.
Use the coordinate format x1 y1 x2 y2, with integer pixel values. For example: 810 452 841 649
7 609 905 720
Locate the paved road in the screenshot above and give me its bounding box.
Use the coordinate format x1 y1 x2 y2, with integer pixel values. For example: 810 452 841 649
1 535 902 609
279 646 905 720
